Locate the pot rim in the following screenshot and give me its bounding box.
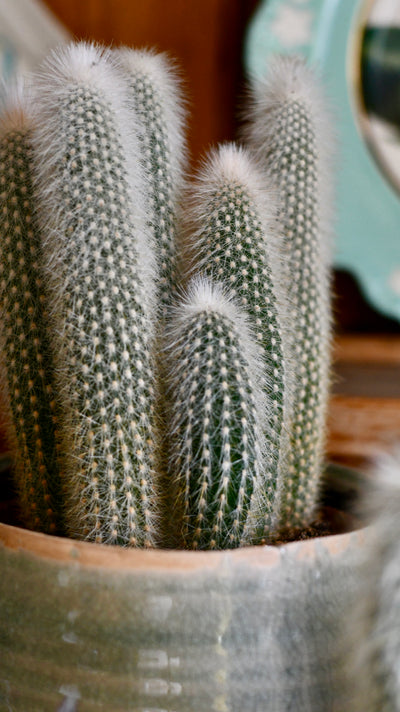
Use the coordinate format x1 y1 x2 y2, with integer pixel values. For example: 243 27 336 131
0 520 366 574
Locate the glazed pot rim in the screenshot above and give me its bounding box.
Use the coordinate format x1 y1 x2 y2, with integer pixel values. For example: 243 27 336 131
0 520 366 573
0 462 368 572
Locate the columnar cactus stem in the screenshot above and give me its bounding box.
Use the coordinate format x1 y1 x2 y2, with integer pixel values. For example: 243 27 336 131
116 48 186 315
0 87 64 535
245 56 333 529
32 43 158 547
182 144 288 533
164 277 267 549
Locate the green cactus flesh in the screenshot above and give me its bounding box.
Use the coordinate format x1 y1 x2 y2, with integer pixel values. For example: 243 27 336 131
34 52 158 547
0 125 64 534
266 96 331 528
118 50 185 315
165 280 266 549
186 146 285 533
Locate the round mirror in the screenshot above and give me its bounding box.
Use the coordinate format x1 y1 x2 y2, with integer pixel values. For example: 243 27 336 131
358 0 400 196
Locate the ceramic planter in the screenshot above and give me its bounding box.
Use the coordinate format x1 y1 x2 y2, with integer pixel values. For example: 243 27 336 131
0 495 366 712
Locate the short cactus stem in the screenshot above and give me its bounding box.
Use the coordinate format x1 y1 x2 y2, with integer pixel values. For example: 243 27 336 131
245 56 333 529
183 144 287 533
116 48 186 316
31 43 158 547
0 87 64 535
164 277 268 549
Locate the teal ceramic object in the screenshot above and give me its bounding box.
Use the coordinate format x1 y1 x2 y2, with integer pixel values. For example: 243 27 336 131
0 36 16 84
245 0 400 322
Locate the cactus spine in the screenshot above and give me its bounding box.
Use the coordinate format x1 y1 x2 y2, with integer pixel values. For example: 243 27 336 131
164 277 267 549
117 48 186 315
0 87 64 534
0 44 337 550
31 43 158 547
183 144 287 534
245 56 333 529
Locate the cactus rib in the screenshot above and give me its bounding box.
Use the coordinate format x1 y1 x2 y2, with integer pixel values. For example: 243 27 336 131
164 277 267 549
0 87 65 534
117 48 186 315
182 144 288 534
245 56 333 529
31 43 158 546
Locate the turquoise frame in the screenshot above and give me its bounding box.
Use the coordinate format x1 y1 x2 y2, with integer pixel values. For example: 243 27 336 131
245 0 400 322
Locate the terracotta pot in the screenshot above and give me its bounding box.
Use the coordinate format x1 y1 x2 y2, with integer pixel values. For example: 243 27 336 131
0 496 366 712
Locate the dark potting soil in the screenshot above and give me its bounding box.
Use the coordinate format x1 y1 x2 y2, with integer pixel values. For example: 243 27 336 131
0 458 365 547
267 505 359 546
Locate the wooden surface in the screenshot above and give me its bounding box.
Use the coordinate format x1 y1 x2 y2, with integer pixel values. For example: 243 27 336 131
333 335 400 364
42 0 259 168
328 335 400 469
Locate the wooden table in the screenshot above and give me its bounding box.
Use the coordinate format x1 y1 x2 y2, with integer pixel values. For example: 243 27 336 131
327 335 400 469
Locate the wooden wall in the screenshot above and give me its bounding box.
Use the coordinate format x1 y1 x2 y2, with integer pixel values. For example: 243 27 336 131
43 0 259 168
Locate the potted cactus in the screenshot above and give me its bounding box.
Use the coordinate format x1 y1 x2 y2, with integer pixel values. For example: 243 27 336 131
0 42 367 711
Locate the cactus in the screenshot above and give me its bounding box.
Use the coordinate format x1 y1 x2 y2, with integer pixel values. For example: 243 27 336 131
182 143 289 535
244 55 333 530
30 43 159 547
0 43 338 552
116 47 186 316
163 277 267 549
0 85 65 535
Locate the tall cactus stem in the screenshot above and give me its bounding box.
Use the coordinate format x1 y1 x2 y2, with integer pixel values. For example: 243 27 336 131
164 277 268 549
0 84 65 534
116 47 187 316
31 42 159 547
182 144 288 534
245 56 333 529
